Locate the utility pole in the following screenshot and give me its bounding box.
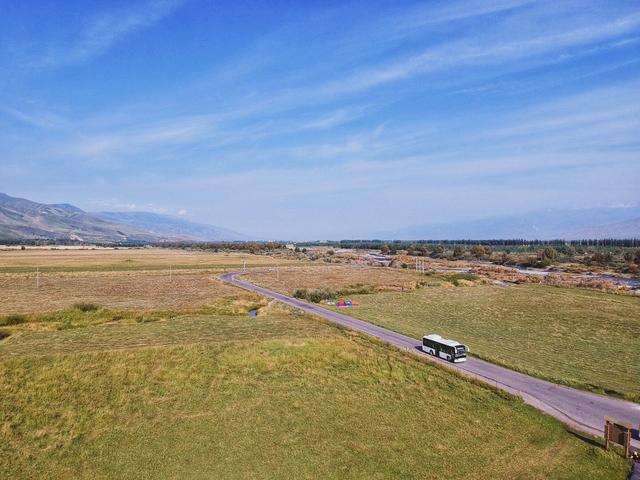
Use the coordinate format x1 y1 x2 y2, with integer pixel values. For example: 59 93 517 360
36 267 40 288
243 260 246 273
276 265 280 281
169 264 172 282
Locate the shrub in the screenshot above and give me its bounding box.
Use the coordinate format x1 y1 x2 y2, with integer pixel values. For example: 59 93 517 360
307 288 333 303
293 288 308 300
542 247 558 262
0 329 10 340
293 285 375 303
447 273 479 286
73 302 100 312
470 245 488 257
335 284 375 296
624 251 634 263
0 313 27 326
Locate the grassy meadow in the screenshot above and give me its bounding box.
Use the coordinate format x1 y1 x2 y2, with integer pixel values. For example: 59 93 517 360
0 253 633 478
246 266 640 402
0 300 630 479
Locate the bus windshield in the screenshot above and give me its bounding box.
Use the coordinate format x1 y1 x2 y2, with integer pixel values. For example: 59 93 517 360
455 346 466 356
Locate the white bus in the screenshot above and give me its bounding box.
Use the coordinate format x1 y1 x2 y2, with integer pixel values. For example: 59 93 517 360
422 334 468 363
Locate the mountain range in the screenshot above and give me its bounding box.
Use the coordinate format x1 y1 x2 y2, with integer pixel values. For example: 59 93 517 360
2 192 638 242
0 193 249 243
376 207 640 240
94 211 250 242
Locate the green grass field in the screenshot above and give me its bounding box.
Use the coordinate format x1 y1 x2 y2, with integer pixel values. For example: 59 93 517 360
329 283 640 402
0 301 630 479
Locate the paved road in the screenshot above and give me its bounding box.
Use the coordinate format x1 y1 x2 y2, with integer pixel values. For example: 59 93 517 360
220 271 640 449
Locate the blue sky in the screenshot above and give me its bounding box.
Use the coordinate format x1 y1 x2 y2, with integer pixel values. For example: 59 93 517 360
1 0 639 239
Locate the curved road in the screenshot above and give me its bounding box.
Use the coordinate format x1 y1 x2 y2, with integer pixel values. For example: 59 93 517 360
220 271 640 449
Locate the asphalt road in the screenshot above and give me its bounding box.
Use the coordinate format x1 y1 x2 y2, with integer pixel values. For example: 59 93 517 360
220 271 640 449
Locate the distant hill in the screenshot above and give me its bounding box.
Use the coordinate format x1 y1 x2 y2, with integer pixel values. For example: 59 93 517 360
377 207 640 240
95 211 250 242
0 192 250 243
568 217 640 240
0 192 158 242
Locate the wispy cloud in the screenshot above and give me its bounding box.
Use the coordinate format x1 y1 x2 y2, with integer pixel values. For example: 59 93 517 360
394 0 536 31
36 0 187 67
60 114 217 157
0 105 69 129
300 110 360 131
320 11 640 96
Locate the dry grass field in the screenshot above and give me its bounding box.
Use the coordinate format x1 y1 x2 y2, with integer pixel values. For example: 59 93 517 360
247 265 424 293
0 248 300 314
0 270 239 314
0 247 300 273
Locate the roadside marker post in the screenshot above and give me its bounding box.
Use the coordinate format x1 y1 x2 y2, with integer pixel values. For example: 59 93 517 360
604 416 632 457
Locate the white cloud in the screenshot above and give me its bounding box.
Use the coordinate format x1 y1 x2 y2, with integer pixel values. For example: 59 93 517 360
61 114 218 157
0 106 69 129
37 0 187 67
301 110 359 131
321 11 640 96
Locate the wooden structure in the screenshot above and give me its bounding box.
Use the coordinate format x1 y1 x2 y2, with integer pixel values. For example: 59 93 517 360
604 416 632 457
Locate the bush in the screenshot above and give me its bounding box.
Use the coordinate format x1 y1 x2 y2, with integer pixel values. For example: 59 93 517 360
0 329 10 340
307 288 333 303
0 313 27 326
335 284 375 296
73 302 100 312
293 285 375 303
470 245 488 257
293 288 308 299
447 273 479 286
542 247 558 262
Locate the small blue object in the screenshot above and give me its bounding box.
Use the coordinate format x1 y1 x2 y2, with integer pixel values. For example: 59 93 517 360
249 310 257 317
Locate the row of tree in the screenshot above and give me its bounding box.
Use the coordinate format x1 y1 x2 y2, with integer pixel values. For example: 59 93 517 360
300 238 640 248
